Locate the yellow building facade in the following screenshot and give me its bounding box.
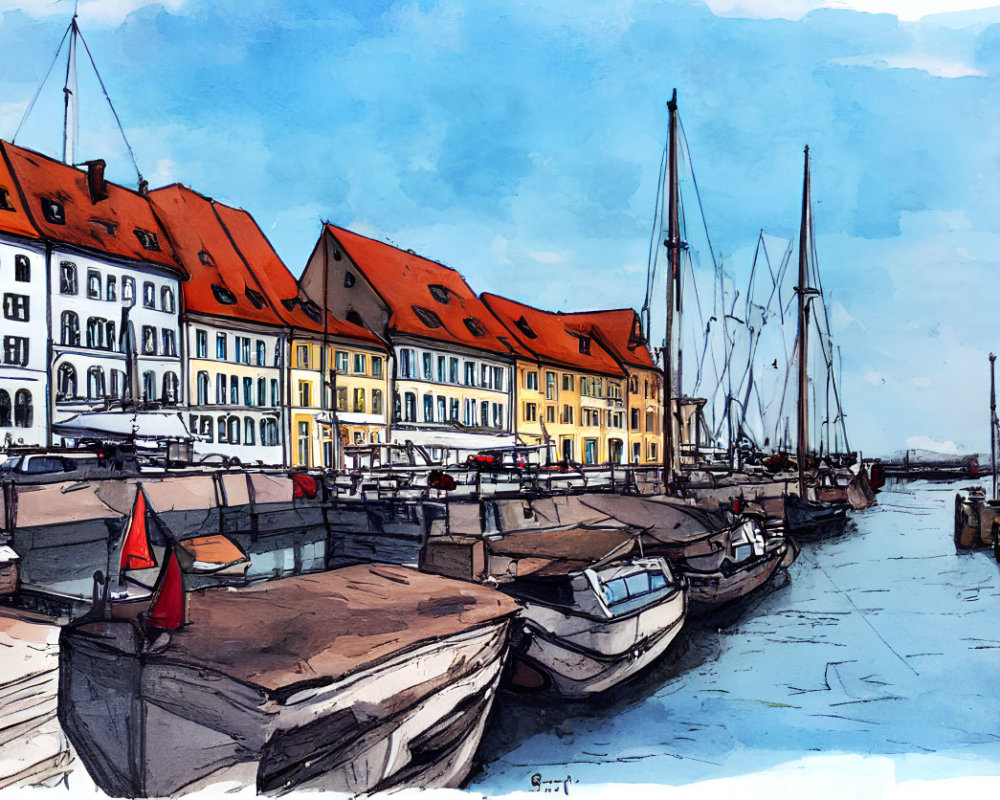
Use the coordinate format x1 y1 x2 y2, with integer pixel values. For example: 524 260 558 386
288 333 389 469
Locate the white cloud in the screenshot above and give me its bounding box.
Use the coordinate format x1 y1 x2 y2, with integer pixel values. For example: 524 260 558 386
833 54 985 78
0 0 187 27
526 250 566 264
904 434 961 453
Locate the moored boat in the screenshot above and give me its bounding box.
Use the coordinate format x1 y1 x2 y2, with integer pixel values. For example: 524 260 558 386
59 563 518 797
784 493 848 539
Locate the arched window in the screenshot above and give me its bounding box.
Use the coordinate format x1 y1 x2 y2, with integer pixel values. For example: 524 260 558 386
244 417 255 446
227 416 240 445
87 317 108 349
87 366 106 399
61 311 80 346
217 415 227 443
257 377 266 407
13 390 32 428
266 419 279 446
197 371 210 405
404 392 416 422
162 371 179 405
57 363 77 400
142 370 156 402
160 286 175 313
0 390 10 426
111 370 125 399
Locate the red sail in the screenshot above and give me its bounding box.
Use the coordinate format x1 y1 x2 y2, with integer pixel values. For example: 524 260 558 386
119 488 156 571
146 549 184 630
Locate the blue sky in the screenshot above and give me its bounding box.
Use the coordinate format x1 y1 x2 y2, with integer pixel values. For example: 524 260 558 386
1 0 998 456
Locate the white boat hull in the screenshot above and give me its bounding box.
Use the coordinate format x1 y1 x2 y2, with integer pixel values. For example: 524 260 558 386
512 588 686 697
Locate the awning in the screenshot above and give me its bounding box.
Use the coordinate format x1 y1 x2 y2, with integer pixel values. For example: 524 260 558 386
53 411 196 442
391 428 517 450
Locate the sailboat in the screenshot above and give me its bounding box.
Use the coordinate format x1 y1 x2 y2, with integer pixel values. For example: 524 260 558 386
109 484 250 618
784 146 850 538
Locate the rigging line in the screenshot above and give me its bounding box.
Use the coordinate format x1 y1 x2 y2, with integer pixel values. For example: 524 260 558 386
13 20 72 143
677 115 720 274
641 136 668 337
76 26 145 185
745 231 763 327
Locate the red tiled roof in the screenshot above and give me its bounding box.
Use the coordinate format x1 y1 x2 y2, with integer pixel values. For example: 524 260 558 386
148 184 286 326
563 308 658 370
0 141 182 272
325 223 528 358
0 145 41 241
481 294 626 377
215 205 383 347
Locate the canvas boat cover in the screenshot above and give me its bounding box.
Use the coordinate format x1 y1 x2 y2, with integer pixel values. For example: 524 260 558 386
579 494 730 545
53 411 195 442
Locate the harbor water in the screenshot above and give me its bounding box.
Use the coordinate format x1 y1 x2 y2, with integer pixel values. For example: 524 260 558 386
469 479 1000 796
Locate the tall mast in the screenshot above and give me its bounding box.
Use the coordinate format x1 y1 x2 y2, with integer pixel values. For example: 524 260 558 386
662 89 681 488
991 353 997 499
62 9 79 165
796 145 812 498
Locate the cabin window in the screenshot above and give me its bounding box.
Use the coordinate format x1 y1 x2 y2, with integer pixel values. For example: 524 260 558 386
59 261 77 295
3 293 28 322
13 390 31 427
134 229 160 251
2 336 27 366
41 198 65 224
14 255 29 282
463 316 487 337
413 305 442 328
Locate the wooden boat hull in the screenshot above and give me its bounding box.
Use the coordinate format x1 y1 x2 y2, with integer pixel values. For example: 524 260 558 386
685 545 787 611
784 496 848 539
509 588 685 697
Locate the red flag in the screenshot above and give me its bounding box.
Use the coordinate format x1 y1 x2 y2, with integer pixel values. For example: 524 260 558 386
146 549 185 631
119 488 156 571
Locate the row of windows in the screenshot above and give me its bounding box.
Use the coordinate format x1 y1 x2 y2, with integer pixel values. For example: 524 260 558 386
189 415 280 447
555 438 658 465
295 345 384 377
59 262 175 312
59 312 177 357
398 349 507 391
523 370 646 401
197 330 280 367
0 389 32 428
393 392 506 428
194 372 280 408
55 363 180 404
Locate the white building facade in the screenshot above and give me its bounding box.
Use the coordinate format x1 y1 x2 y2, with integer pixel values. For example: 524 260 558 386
0 235 48 448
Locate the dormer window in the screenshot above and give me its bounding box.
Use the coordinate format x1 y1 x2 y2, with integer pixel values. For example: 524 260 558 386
134 228 160 251
578 336 591 354
211 284 236 305
281 297 299 311
198 250 214 266
463 316 487 337
41 198 65 225
515 315 537 339
428 284 451 304
412 305 442 328
344 272 356 288
89 218 117 235
0 188 14 212
301 300 322 323
244 286 265 309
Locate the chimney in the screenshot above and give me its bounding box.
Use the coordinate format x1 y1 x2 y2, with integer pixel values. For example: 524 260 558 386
85 159 108 203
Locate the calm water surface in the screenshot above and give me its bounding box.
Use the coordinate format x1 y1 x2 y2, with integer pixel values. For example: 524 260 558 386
470 480 1000 794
